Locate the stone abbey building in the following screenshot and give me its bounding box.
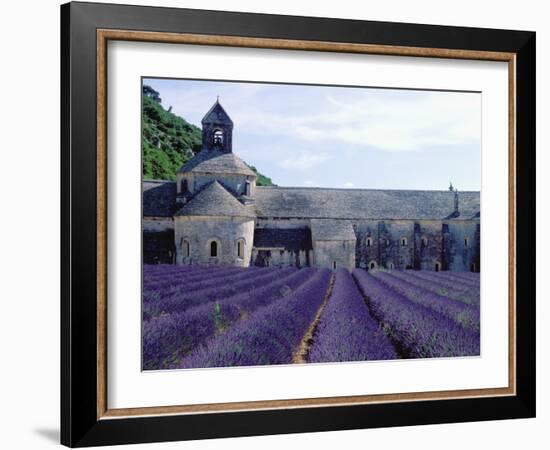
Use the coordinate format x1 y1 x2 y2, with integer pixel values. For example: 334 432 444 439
143 100 480 272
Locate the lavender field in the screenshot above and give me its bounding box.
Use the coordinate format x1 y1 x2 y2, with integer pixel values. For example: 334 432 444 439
142 265 480 370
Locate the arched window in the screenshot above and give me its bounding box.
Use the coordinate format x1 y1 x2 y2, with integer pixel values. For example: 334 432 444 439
401 237 408 247
181 239 190 258
213 129 223 145
434 262 441 272
368 261 377 270
366 237 372 247
387 262 394 270
236 239 245 259
180 179 188 194
332 261 337 270
464 237 469 247
210 240 218 257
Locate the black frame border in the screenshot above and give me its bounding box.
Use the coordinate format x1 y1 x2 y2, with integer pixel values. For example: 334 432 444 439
61 2 536 447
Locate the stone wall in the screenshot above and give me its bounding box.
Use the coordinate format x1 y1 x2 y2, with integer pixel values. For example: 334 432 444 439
312 240 356 271
445 221 480 271
251 248 309 268
174 215 255 266
353 219 480 271
354 220 416 270
148 213 480 272
413 221 445 271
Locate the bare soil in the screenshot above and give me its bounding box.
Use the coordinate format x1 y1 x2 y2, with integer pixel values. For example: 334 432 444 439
291 273 336 364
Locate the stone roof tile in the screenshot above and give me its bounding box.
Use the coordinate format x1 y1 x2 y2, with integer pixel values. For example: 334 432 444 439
255 187 480 220
177 150 256 176
143 180 177 217
202 100 233 125
174 180 255 218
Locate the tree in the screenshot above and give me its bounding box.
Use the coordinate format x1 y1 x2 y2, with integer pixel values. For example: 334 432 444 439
143 85 161 103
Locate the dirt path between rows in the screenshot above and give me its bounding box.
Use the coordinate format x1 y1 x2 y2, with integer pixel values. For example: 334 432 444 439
291 273 335 364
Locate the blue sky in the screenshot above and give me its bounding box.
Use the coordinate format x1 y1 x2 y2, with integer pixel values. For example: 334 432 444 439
144 78 481 191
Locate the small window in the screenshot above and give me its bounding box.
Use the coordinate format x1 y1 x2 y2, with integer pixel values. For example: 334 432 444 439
210 241 218 257
401 238 408 247
213 129 223 145
422 237 428 247
369 261 377 270
471 263 476 272
435 262 441 272
366 237 372 247
180 179 188 194
332 261 337 270
387 262 394 270
237 239 245 259
464 237 469 247
181 239 190 258
245 180 251 196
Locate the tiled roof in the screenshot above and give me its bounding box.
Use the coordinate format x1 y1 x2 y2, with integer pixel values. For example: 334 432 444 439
311 219 357 241
202 100 233 125
174 181 255 218
143 180 177 217
254 187 480 220
253 228 313 251
177 150 256 176
143 182 480 221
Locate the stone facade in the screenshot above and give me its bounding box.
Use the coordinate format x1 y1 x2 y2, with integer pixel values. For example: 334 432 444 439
143 100 481 272
174 215 254 267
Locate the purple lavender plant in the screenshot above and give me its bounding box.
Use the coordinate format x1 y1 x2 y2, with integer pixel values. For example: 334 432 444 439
353 270 480 358
178 269 332 368
142 268 317 369
308 269 397 363
393 270 479 306
143 267 296 319
411 270 479 290
371 271 480 332
144 266 255 295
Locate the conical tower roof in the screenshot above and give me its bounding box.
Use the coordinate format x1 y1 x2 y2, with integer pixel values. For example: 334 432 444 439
201 99 233 126
177 150 256 177
175 180 255 218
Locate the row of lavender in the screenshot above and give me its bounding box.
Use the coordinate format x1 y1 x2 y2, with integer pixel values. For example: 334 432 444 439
306 268 479 363
352 270 480 358
143 265 328 369
142 265 480 369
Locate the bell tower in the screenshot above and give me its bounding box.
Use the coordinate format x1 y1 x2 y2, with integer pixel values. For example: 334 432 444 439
201 98 233 153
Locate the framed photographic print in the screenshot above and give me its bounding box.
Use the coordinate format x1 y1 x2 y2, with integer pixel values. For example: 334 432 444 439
60 1 536 447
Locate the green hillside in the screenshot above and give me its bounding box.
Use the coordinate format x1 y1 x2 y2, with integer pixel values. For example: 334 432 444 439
142 85 274 186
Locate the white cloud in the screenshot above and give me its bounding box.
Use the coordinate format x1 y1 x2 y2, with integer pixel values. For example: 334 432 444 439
235 90 480 152
279 153 331 170
148 79 481 155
